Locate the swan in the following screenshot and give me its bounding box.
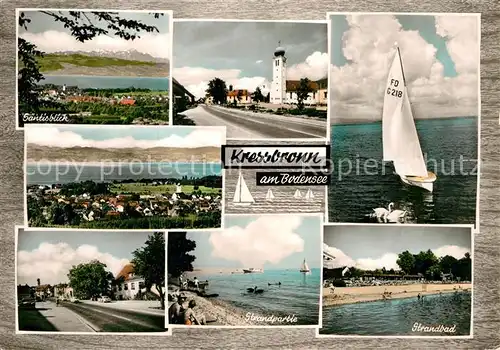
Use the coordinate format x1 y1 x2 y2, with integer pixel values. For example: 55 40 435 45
369 207 390 222
385 202 407 223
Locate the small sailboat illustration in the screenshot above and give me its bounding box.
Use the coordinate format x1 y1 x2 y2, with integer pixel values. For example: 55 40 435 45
265 188 275 201
233 172 255 206
293 189 302 199
305 189 314 201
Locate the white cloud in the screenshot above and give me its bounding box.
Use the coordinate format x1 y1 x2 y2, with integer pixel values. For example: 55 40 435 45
209 216 305 267
25 126 224 148
323 244 355 269
356 253 400 271
20 30 170 59
330 14 479 121
175 51 328 99
433 245 471 259
287 51 329 81
323 244 470 271
17 242 129 285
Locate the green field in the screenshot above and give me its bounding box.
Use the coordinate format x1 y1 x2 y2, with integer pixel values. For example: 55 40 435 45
37 53 155 72
110 183 221 195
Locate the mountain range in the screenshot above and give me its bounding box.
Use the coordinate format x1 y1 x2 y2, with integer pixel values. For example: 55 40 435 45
26 145 220 163
53 48 169 64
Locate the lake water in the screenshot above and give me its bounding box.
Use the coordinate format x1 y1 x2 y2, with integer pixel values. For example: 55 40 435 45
41 75 169 91
195 268 321 326
320 291 471 336
26 162 221 185
329 117 478 225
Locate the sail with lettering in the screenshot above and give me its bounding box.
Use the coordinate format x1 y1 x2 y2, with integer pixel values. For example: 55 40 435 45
382 45 436 192
265 188 275 201
293 189 302 199
233 172 255 206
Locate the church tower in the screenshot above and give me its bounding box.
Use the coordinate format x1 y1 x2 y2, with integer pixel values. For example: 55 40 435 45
270 42 287 104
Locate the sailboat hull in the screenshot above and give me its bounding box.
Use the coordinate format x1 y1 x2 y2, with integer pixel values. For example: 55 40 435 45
233 202 254 206
399 172 436 192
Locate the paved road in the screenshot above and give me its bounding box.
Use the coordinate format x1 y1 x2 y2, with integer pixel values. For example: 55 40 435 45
61 300 166 333
18 301 95 332
182 105 327 139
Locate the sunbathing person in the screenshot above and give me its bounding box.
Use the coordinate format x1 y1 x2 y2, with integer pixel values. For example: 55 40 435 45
183 300 207 325
168 293 187 324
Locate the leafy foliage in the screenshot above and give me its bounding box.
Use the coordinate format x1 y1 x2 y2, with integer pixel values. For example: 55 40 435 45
67 260 114 299
252 87 264 103
206 78 228 105
296 78 314 110
167 232 196 279
132 232 166 309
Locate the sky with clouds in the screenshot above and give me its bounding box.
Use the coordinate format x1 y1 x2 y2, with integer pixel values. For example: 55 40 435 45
173 21 328 99
19 10 171 59
17 230 158 285
330 14 479 122
25 125 225 148
179 215 322 269
324 225 471 271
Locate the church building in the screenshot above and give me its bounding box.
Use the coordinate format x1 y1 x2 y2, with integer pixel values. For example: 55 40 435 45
270 44 328 106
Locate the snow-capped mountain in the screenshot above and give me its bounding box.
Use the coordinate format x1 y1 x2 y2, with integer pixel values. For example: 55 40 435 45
54 49 169 64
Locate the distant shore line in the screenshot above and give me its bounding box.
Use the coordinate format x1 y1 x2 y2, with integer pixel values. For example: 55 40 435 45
26 161 222 166
323 283 471 307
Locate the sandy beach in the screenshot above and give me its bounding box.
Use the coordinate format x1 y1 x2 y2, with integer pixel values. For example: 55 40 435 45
323 283 472 307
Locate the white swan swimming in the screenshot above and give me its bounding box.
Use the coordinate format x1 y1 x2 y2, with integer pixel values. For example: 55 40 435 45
369 206 390 222
384 202 407 223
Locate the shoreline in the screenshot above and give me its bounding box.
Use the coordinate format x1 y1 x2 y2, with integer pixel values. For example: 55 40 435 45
171 290 260 326
26 161 222 166
323 283 471 307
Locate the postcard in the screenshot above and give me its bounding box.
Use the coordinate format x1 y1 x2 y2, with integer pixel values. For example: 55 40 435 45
326 13 480 226
171 20 328 139
16 9 172 128
318 224 473 337
167 214 323 327
24 125 225 230
15 228 169 334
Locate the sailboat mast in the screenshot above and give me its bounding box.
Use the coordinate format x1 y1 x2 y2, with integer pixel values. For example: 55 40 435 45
396 47 407 87
238 171 242 202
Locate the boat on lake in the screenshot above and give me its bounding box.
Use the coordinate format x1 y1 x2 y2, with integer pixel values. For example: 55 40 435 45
293 189 302 199
300 259 311 274
243 268 264 274
382 45 437 192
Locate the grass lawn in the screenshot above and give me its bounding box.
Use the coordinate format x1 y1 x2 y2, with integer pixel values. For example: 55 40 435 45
110 183 222 195
114 91 169 96
38 53 155 72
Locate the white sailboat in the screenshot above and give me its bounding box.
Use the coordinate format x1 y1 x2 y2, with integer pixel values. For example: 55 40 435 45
305 189 314 201
265 188 275 201
233 172 255 206
382 45 437 192
293 189 302 199
300 259 311 274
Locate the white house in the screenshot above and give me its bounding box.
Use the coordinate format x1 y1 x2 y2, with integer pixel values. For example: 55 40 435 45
114 263 165 300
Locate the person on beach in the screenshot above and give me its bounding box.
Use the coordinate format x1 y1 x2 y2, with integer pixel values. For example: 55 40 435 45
169 293 187 324
193 277 200 291
184 300 206 325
